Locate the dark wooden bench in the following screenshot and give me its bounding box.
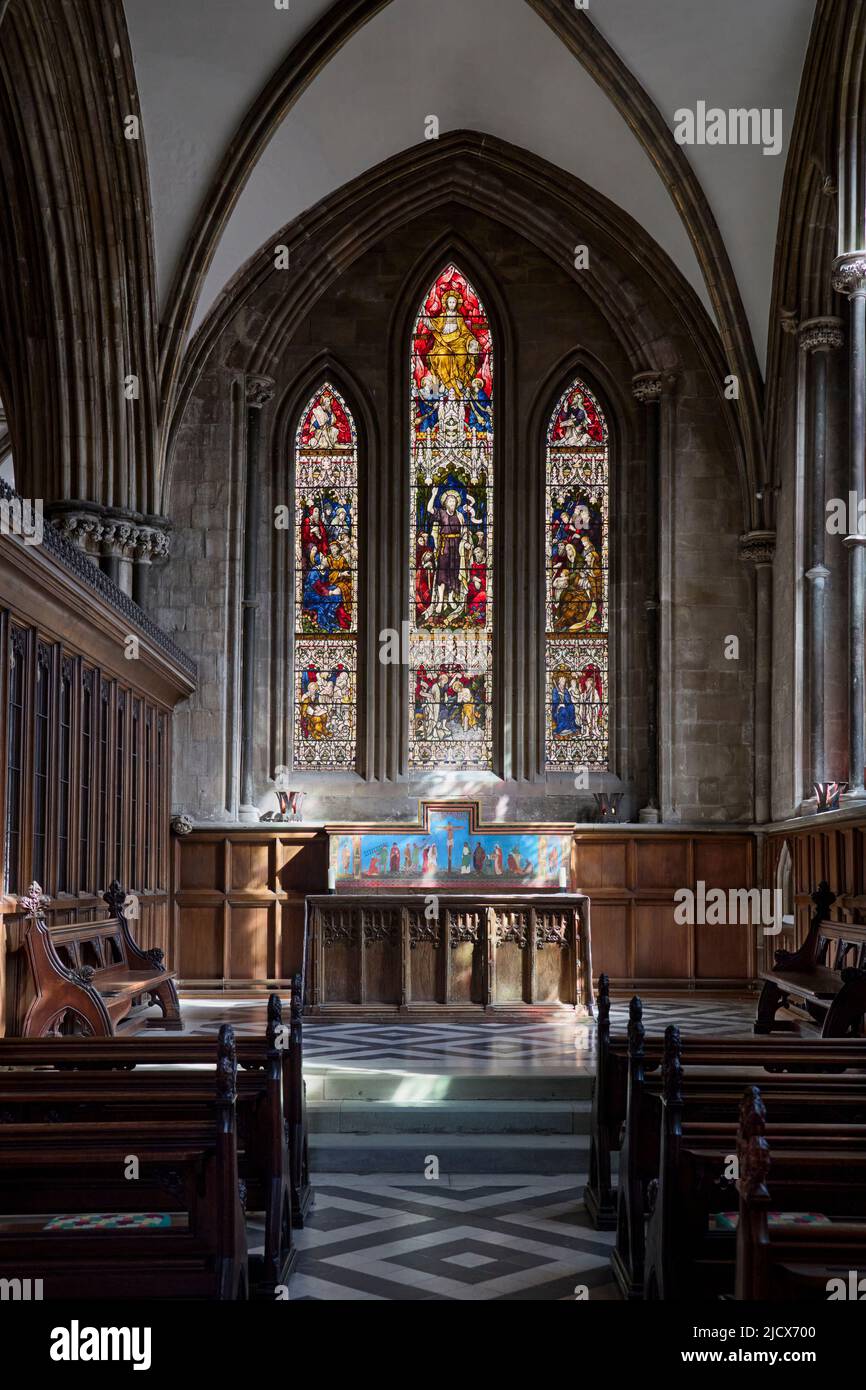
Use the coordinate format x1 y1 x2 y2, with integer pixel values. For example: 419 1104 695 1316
586 974 866 1231
736 1088 866 1300
755 881 866 1037
639 1035 866 1300
0 1025 248 1300
0 995 295 1295
20 880 181 1036
0 982 311 1231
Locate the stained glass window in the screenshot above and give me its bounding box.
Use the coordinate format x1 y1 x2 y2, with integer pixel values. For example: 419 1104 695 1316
293 384 358 770
409 265 493 770
545 379 609 771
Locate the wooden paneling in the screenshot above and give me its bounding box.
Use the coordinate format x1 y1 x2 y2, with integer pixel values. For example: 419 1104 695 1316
174 827 759 990
0 548 190 1033
575 829 756 987
174 830 327 988
765 817 866 967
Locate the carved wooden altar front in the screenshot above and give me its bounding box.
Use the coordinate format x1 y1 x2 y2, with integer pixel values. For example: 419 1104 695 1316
303 893 592 1020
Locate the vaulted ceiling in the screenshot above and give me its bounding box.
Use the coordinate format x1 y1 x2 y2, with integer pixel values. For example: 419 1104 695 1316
124 0 816 373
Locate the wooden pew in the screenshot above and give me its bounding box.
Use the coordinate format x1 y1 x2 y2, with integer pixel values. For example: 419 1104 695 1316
735 1087 866 1300
641 1036 866 1300
0 1025 248 1300
19 880 181 1037
755 881 866 1037
585 973 866 1231
0 984 312 1231
0 995 294 1295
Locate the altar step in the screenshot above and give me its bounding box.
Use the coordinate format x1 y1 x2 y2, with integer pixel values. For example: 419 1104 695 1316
309 1131 593 1174
307 1089 596 1173
305 1072 594 1103
309 1099 591 1134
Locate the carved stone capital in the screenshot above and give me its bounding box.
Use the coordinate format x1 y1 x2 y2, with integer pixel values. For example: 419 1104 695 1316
246 375 276 410
170 813 194 836
47 504 171 565
832 253 866 297
798 316 844 353
632 370 676 404
738 530 776 567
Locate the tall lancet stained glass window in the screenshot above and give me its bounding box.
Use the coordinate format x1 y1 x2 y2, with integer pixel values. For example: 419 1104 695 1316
545 379 609 771
293 384 357 770
409 266 493 770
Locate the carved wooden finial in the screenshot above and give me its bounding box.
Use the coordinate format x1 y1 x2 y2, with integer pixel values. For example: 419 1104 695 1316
812 881 836 922
291 972 303 1019
739 1085 766 1142
19 882 48 918
738 1135 771 1202
738 1086 770 1199
627 995 644 1058
597 972 610 1022
266 992 283 1048
217 1023 237 1103
662 1024 683 1105
103 880 127 918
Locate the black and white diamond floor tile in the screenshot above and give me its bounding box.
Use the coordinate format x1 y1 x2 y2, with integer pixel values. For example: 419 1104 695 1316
287 1174 617 1301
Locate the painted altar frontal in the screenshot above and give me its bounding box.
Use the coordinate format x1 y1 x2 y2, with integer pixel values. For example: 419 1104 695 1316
327 801 573 892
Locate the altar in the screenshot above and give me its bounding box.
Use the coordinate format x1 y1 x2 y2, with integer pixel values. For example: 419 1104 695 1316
303 893 592 1020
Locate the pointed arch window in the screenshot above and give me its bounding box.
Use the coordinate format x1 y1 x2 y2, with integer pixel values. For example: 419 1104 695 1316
293 383 358 770
409 265 493 770
545 378 609 771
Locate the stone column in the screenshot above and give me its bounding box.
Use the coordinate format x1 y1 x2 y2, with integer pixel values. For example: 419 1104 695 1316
799 317 844 795
239 375 275 823
832 254 866 799
632 371 662 823
739 531 776 824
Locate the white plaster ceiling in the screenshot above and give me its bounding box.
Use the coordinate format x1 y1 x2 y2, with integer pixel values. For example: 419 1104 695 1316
124 0 817 372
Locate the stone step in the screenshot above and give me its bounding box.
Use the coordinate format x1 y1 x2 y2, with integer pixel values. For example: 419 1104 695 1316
309 1132 591 1174
308 1099 592 1135
305 1071 594 1103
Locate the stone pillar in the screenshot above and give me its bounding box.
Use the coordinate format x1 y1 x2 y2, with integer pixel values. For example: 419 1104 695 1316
239 375 275 823
739 531 776 824
632 371 662 823
832 254 866 799
799 317 844 795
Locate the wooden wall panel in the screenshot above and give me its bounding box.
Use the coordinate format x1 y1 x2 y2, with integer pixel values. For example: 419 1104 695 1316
178 841 223 892
587 901 629 979
573 840 627 891
634 838 690 889
633 903 690 979
174 830 327 988
229 906 272 980
230 840 272 894
175 906 224 981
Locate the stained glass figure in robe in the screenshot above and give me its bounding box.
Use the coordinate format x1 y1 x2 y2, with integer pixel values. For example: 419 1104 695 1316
545 379 609 771
293 384 358 771
408 266 493 770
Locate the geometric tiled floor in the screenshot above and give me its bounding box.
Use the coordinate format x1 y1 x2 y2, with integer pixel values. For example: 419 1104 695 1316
277 1175 618 1300
166 990 763 1300
167 990 760 1072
